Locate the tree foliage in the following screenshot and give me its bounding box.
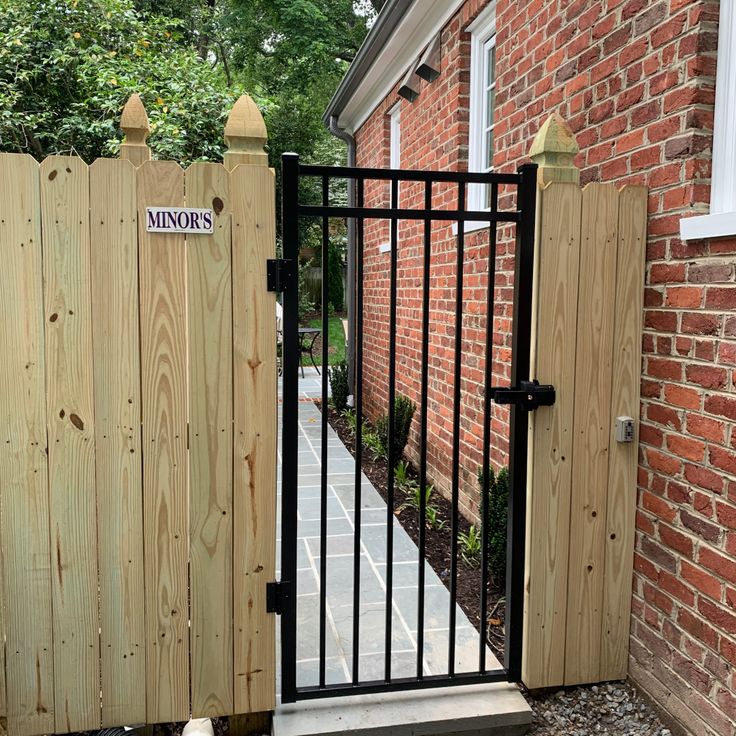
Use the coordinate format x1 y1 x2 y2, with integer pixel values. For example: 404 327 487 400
0 0 240 163
0 0 383 165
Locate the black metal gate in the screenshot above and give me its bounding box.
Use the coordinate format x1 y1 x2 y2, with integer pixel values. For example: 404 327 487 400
274 154 550 703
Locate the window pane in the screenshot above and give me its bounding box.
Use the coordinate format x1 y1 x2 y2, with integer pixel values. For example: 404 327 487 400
486 87 495 126
485 128 494 168
489 44 496 86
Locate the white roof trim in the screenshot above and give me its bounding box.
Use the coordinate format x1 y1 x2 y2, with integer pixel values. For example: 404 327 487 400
338 0 464 134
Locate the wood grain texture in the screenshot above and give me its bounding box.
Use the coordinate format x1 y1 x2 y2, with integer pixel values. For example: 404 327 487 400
137 161 189 723
231 165 277 713
186 163 234 717
40 156 100 732
89 159 146 726
0 153 55 736
523 182 582 689
564 184 620 686
600 186 647 680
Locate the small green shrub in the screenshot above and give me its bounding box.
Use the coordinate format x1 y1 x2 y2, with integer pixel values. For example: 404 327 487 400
459 525 482 569
376 394 416 464
328 360 350 414
477 465 509 588
327 240 344 313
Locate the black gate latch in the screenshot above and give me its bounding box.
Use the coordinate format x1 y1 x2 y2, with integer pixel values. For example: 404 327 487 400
267 259 296 293
494 380 556 412
266 580 289 615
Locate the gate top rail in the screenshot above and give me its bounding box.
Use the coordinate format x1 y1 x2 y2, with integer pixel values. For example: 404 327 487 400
297 161 522 185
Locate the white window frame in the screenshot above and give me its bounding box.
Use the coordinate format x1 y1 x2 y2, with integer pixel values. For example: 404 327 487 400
380 102 402 253
681 1 736 240
466 3 497 230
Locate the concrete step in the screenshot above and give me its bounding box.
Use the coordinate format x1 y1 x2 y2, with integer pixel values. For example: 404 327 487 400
272 682 532 736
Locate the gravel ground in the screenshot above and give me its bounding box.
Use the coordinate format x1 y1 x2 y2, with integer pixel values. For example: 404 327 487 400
526 681 674 735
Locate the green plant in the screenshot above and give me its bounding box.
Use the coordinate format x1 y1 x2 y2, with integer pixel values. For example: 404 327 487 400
376 394 416 464
458 525 482 569
362 427 386 461
328 360 349 413
298 259 315 323
399 483 432 513
394 460 416 492
327 239 344 313
478 465 510 587
426 504 447 532
341 408 357 433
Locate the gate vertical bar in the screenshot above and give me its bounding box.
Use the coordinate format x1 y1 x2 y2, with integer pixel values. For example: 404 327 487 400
352 177 365 685
448 181 466 677
416 180 433 679
280 152 301 703
505 163 538 680
385 178 399 682
479 180 499 674
318 176 330 688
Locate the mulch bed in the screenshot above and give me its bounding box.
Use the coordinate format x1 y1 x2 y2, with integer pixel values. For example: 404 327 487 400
318 401 506 662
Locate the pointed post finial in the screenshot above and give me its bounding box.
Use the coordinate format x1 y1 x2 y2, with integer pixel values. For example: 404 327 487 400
529 113 580 185
223 95 268 170
120 93 151 167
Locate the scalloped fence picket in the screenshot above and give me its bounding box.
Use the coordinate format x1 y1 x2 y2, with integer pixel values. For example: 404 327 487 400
0 94 277 736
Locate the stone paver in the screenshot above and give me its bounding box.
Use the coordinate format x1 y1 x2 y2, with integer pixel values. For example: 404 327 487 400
277 368 498 692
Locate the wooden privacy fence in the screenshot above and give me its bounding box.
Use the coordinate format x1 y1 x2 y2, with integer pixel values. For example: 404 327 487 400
523 114 647 689
0 94 277 736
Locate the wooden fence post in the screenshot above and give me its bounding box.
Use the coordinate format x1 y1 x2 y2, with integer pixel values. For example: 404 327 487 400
523 113 581 689
528 113 580 186
120 94 151 167
523 113 647 690
226 95 278 714
223 95 269 170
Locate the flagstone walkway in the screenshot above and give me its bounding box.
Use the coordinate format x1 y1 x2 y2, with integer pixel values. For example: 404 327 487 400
277 368 498 691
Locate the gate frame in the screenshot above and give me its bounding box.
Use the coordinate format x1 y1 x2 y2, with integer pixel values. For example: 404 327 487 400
277 153 542 703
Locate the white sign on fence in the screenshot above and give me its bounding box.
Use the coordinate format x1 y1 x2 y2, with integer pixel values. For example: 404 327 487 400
146 206 214 234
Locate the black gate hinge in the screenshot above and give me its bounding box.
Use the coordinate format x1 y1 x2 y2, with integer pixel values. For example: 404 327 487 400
494 380 556 412
267 258 296 293
266 580 290 615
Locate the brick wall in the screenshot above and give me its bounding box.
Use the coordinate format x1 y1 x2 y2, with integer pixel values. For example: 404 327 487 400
355 0 514 522
353 1 734 732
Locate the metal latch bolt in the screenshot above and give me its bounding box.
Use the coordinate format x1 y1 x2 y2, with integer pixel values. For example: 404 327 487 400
493 380 556 412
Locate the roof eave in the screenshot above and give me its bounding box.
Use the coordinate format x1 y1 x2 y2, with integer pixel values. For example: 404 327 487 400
323 0 414 129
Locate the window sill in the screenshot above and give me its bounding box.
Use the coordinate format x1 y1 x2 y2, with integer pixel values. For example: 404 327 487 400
451 220 493 235
378 242 392 254
680 211 736 241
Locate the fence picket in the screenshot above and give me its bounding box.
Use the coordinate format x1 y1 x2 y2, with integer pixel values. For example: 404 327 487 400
137 160 189 722
90 159 146 725
231 164 277 714
0 154 55 736
40 156 100 732
601 186 647 680
186 162 235 716
564 184 620 686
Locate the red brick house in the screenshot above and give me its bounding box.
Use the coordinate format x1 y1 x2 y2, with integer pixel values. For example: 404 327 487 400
324 1 736 734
